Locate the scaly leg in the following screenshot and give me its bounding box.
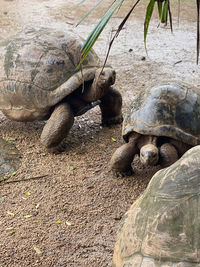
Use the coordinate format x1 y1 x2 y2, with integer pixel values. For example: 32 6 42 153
159 143 179 168
100 86 123 126
40 102 74 153
110 134 140 177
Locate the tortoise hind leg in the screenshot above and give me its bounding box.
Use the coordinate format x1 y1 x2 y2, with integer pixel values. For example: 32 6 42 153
99 86 123 126
40 102 74 153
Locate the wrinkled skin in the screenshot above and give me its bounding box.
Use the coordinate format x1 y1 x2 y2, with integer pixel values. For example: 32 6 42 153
0 28 123 152
110 82 199 177
110 133 191 177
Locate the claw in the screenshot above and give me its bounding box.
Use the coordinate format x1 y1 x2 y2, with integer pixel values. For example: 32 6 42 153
112 167 134 178
101 114 123 126
46 141 66 154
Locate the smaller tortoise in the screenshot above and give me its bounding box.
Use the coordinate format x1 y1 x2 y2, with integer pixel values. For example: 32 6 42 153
113 145 200 266
0 27 122 153
110 82 200 176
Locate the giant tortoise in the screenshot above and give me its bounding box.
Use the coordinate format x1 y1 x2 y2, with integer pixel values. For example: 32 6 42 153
0 27 122 152
113 145 200 266
110 82 200 176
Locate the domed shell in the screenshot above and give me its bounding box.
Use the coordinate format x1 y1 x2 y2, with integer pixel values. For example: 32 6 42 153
113 145 200 266
123 82 200 146
0 27 101 114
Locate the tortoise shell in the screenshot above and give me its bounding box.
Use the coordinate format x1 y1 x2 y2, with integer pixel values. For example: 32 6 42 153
0 27 101 119
113 145 200 266
123 82 200 146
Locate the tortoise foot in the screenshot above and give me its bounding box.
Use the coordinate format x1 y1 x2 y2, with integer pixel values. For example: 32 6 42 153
46 141 66 154
110 141 138 178
101 114 123 126
112 167 134 178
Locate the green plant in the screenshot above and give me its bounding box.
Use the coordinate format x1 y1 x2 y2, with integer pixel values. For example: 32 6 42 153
77 0 200 64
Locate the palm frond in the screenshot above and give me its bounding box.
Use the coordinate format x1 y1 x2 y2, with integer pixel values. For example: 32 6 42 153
103 0 141 69
197 0 200 64
76 0 105 26
168 1 173 32
77 0 200 65
144 0 172 51
77 0 124 69
73 0 88 9
161 0 169 23
157 1 163 20
144 0 155 50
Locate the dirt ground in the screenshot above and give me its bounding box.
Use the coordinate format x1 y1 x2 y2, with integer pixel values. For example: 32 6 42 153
0 0 199 266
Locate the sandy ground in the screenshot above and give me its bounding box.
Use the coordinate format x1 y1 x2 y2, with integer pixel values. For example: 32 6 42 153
0 0 199 266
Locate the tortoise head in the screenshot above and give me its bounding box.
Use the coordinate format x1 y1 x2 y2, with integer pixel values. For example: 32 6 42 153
95 67 116 85
80 67 116 102
92 67 116 98
140 144 159 166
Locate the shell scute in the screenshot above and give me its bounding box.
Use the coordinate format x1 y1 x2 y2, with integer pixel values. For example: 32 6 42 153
0 27 101 115
123 83 200 145
113 146 200 266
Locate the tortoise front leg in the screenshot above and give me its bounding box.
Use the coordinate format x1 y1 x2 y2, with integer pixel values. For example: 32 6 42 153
100 86 123 126
110 134 139 177
40 102 74 153
169 139 192 157
159 143 179 168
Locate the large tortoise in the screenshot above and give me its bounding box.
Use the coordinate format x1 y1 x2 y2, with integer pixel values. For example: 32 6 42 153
110 82 200 176
0 27 122 152
113 145 200 266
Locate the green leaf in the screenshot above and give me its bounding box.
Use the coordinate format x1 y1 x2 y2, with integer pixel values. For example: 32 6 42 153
111 138 116 142
70 166 77 171
73 0 88 9
76 0 104 26
161 0 169 23
25 192 31 196
157 1 163 20
77 0 124 69
144 0 155 49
